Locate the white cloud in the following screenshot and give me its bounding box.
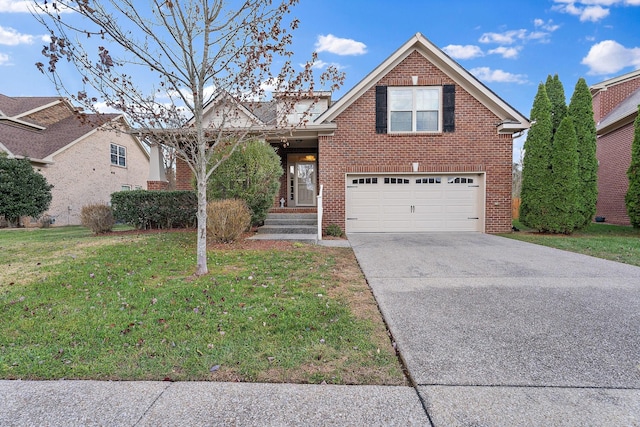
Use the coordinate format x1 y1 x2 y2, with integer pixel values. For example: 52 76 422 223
479 29 528 45
534 18 561 32
0 52 9 65
442 44 484 59
0 25 35 45
470 67 528 84
551 0 640 22
0 0 73 13
581 39 640 74
580 5 610 21
488 46 521 59
315 34 367 56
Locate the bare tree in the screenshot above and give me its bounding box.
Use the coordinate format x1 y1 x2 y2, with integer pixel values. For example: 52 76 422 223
34 0 343 275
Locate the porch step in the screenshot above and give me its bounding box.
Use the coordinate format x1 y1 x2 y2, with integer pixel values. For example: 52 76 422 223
263 217 317 226
257 224 317 234
248 233 318 243
255 212 318 235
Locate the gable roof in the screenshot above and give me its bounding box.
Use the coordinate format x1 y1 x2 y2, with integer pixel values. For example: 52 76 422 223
590 69 640 94
0 94 147 163
316 33 529 134
0 94 61 117
596 86 640 135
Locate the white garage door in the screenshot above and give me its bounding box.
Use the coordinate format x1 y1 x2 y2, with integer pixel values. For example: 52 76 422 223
346 174 484 233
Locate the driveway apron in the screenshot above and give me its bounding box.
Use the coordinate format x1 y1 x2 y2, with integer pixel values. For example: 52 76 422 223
349 233 640 426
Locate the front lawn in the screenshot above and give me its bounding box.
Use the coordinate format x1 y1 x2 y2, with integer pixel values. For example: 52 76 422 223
503 222 640 267
0 227 405 385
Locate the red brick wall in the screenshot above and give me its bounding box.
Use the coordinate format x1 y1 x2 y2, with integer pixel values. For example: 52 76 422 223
147 180 168 191
175 158 193 190
594 77 640 122
595 123 633 225
321 51 513 234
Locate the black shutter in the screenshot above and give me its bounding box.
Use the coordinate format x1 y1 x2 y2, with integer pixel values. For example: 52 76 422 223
375 86 387 134
443 84 455 133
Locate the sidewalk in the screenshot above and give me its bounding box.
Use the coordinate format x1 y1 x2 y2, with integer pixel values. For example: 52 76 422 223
0 380 429 426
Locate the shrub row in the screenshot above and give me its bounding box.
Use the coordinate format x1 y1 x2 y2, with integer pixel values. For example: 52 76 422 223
111 190 197 229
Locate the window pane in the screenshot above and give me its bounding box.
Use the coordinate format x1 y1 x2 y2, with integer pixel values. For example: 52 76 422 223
416 89 439 110
110 144 117 155
119 157 126 167
388 89 413 110
118 146 126 156
111 154 117 164
416 111 438 131
390 111 412 131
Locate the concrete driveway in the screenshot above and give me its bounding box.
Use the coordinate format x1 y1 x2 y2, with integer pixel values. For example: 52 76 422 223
349 233 640 426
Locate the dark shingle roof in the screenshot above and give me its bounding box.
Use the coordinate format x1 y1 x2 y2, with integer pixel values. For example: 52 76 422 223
0 94 120 161
0 94 61 117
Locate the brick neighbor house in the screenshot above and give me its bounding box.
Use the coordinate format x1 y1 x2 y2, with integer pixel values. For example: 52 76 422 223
172 33 529 234
591 69 640 226
0 95 150 226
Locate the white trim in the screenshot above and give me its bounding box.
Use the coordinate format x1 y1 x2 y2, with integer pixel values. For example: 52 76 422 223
590 69 640 93
0 116 46 130
13 99 66 120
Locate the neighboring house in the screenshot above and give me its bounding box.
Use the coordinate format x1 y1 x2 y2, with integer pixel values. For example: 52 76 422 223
173 33 529 234
0 94 150 226
591 69 640 225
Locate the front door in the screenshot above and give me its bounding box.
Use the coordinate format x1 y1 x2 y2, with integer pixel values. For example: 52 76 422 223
295 162 316 206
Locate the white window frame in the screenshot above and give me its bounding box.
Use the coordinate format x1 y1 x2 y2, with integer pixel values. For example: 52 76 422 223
388 86 442 133
110 143 127 167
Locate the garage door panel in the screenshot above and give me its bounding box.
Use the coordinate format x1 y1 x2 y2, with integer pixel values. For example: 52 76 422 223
346 174 483 233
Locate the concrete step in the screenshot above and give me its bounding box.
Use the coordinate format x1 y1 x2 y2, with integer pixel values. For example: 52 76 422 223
248 233 318 243
265 213 317 220
264 217 317 226
257 224 317 234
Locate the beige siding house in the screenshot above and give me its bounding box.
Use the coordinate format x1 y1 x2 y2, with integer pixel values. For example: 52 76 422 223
0 94 150 226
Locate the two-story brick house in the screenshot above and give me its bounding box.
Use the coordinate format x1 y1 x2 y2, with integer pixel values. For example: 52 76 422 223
172 33 529 234
0 95 150 226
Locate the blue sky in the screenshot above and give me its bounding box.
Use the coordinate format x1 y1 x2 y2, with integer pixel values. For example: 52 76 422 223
2 0 640 159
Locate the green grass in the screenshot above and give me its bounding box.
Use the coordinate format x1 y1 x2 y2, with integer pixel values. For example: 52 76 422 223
504 221 640 266
0 227 405 384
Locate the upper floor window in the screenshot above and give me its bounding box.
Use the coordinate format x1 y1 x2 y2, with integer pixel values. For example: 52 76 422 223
376 84 454 134
388 87 441 132
110 143 126 167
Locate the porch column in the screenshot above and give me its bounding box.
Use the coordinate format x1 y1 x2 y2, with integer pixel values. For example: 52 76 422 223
147 142 168 190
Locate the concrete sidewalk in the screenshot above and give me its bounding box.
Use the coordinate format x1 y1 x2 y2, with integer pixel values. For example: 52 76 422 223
0 380 429 426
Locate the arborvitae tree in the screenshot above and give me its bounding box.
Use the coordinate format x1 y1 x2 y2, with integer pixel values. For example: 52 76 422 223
545 74 567 137
568 77 598 229
625 106 640 227
520 83 554 231
547 116 580 233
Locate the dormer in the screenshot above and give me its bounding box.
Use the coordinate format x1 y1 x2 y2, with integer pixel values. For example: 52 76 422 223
275 91 332 126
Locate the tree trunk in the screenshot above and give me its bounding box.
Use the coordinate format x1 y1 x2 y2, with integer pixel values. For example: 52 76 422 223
195 159 208 276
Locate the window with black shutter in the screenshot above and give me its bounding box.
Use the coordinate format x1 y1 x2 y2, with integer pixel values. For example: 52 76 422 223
376 84 455 133
375 86 387 134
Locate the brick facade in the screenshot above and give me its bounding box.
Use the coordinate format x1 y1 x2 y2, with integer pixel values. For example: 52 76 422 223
592 72 640 226
595 121 633 225
174 43 522 234
320 51 513 234
593 78 640 123
147 180 169 191
175 158 193 190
